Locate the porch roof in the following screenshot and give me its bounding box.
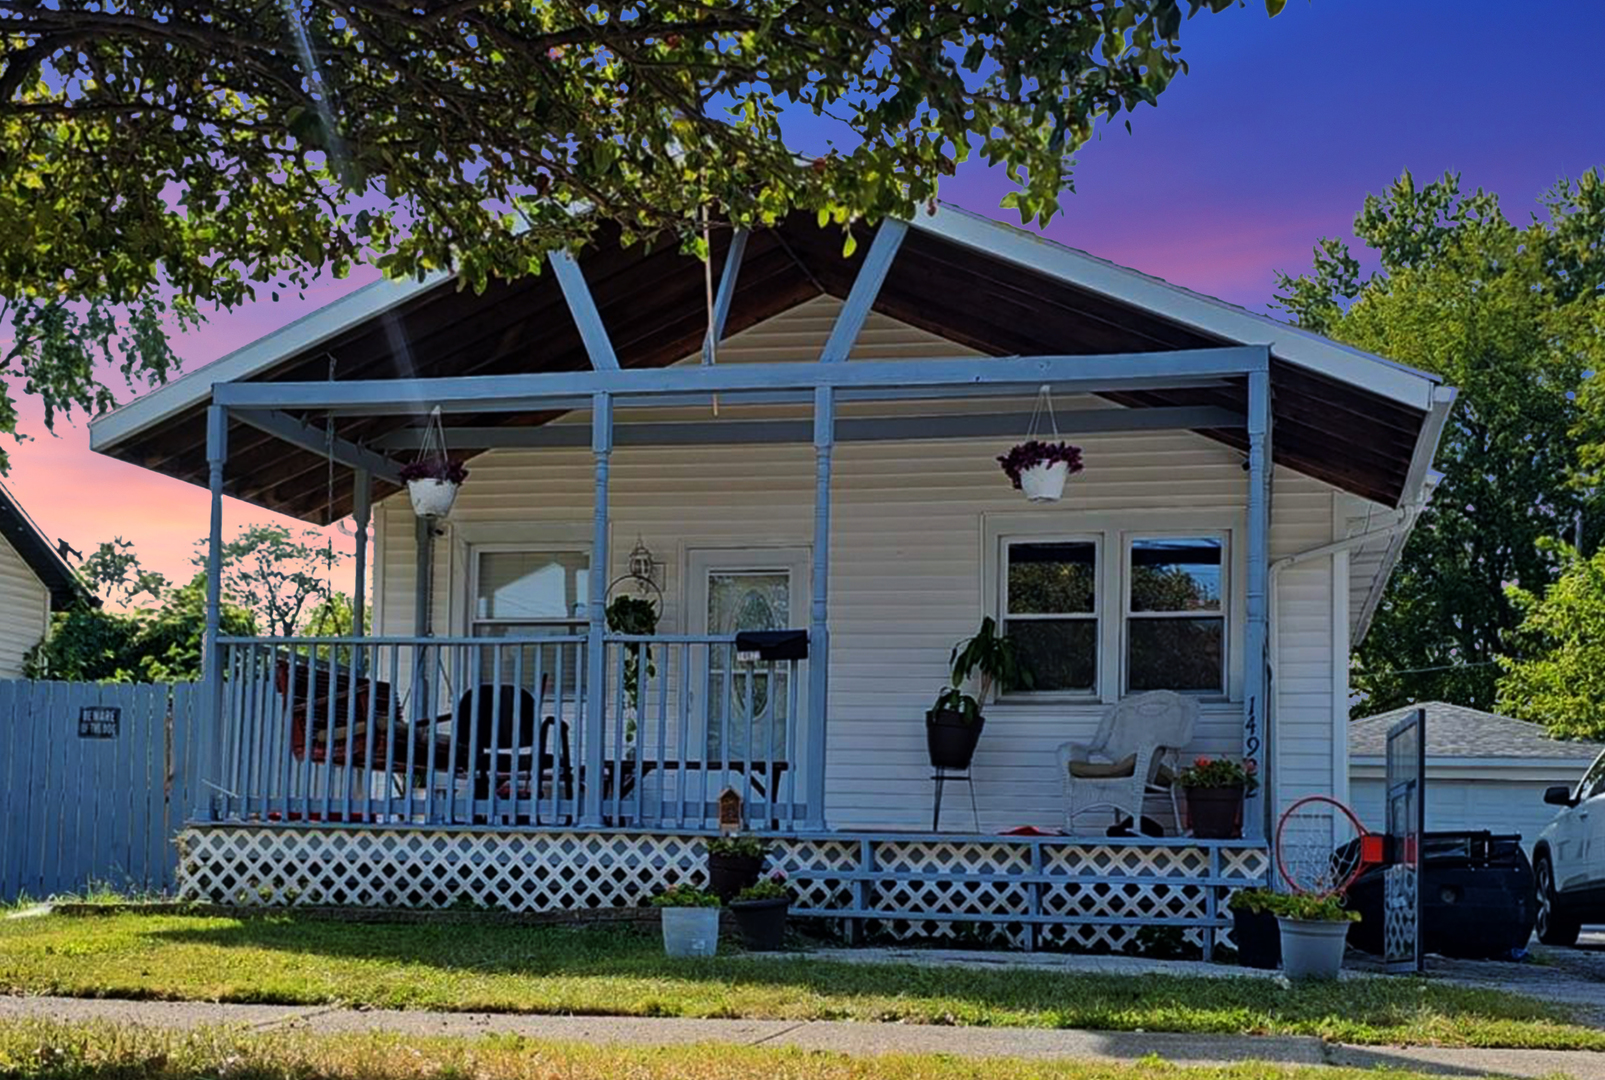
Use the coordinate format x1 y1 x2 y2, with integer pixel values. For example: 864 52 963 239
90 205 1452 522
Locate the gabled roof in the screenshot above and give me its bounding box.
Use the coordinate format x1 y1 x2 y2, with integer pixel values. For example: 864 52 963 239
88 206 1452 522
0 481 93 610
1351 701 1604 763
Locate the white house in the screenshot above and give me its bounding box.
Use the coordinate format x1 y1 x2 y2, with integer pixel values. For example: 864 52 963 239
87 207 1456 950
0 481 90 677
1350 702 1602 854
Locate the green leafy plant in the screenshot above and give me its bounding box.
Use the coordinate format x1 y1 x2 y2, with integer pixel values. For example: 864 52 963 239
649 885 721 909
706 836 771 859
930 617 1033 722
734 871 791 904
1265 892 1360 923
1176 755 1259 795
1226 887 1279 915
607 595 660 715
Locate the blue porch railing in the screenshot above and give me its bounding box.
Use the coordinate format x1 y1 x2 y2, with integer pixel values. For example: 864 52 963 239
208 634 807 831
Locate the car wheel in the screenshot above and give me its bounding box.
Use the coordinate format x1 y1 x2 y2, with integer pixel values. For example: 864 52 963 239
1535 853 1581 947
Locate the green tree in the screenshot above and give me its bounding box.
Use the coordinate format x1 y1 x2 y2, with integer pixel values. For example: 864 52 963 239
78 537 170 609
1497 545 1605 740
1273 169 1605 714
27 573 255 682
202 524 345 638
0 0 1285 468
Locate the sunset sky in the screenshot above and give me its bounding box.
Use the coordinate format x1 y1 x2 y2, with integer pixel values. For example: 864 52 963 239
9 0 1604 591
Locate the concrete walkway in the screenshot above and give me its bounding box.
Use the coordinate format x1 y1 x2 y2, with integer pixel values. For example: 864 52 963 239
2 995 1602 1080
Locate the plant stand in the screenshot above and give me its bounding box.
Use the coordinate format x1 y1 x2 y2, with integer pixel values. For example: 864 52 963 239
932 766 978 832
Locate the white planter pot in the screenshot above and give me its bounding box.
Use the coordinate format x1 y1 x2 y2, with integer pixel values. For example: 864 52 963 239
660 906 720 957
407 478 459 519
1277 916 1350 980
1020 460 1069 502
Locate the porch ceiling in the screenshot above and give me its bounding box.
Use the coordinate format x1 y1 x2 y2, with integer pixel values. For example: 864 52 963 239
96 214 1433 523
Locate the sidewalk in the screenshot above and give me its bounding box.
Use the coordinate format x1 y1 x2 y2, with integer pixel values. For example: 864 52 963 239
2 994 1602 1080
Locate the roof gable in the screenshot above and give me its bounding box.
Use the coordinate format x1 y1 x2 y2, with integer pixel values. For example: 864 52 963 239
0 482 92 610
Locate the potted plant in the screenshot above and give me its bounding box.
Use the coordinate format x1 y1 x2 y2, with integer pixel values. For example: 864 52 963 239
1177 756 1258 840
997 440 1084 502
1270 892 1359 980
651 885 722 957
730 870 792 951
400 458 468 519
607 595 659 717
1227 887 1282 970
926 617 1031 771
705 835 770 902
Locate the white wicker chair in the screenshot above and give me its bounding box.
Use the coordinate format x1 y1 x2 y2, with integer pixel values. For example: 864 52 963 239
1057 690 1198 835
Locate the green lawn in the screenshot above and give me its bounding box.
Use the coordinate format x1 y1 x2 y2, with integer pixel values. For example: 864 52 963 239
0 913 1598 1051
0 1021 1509 1080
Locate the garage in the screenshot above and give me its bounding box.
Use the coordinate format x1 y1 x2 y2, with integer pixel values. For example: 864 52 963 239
1350 701 1603 855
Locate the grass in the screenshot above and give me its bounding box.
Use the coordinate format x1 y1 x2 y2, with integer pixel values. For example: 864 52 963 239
0 913 1599 1051
0 1021 1514 1080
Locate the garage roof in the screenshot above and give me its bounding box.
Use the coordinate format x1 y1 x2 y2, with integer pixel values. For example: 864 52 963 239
1351 702 1604 763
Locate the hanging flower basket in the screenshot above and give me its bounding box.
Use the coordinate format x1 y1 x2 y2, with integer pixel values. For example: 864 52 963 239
998 441 1083 502
998 387 1084 503
402 407 468 519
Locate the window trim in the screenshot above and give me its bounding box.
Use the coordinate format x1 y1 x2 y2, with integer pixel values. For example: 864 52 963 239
467 543 593 636
1121 531 1230 697
1000 535 1104 700
983 509 1244 706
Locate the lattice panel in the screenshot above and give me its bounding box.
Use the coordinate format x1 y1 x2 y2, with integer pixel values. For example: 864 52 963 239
178 827 1268 955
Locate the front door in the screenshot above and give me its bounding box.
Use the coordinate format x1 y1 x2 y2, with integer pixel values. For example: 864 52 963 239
687 548 808 768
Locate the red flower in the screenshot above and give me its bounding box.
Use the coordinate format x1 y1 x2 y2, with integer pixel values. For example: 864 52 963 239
1194 756 1212 769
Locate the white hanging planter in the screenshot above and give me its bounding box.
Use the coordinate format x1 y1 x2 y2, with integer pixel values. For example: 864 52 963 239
403 406 467 520
407 478 460 519
1020 460 1070 502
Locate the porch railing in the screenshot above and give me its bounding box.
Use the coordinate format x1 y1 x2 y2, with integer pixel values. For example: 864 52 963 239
209 634 806 831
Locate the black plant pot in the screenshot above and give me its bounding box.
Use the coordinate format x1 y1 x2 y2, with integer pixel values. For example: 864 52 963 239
1186 785 1245 840
926 709 985 770
731 898 790 951
1232 907 1281 970
707 852 765 903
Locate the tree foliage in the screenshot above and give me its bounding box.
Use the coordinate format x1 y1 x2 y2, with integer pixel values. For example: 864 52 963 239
79 537 170 608
1497 544 1605 740
201 523 345 638
27 573 255 682
1273 169 1605 715
0 0 1282 466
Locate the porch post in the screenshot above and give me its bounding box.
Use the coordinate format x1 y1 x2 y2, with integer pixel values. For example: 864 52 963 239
1242 355 1272 841
580 391 613 827
200 404 228 821
804 386 834 831
351 468 371 640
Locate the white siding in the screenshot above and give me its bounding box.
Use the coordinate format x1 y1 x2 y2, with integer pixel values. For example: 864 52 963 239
374 298 1346 831
0 532 50 678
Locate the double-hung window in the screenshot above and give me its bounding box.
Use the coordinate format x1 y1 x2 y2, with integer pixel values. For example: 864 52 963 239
1001 539 1099 695
469 548 590 691
1125 536 1225 694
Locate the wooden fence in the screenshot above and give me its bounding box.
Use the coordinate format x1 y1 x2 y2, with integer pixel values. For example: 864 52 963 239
0 680 198 902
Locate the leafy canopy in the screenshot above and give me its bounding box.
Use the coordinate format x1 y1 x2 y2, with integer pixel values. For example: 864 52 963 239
1273 169 1605 715
0 0 1282 467
1498 544 1605 741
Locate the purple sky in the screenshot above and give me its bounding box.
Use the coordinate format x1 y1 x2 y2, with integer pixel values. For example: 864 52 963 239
17 0 1605 591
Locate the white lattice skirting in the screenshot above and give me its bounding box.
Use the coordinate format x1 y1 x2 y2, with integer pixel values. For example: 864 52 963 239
177 826 1269 953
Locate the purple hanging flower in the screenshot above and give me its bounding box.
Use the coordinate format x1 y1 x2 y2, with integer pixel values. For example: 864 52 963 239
400 458 470 484
997 441 1084 490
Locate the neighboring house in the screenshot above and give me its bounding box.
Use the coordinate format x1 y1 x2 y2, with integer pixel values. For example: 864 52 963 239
0 481 91 677
1349 701 1603 854
87 207 1456 949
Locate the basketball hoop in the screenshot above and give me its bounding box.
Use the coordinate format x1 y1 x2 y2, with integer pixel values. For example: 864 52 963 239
1274 795 1385 897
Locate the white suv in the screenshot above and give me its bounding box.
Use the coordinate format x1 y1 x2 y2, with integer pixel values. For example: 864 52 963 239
1533 749 1605 946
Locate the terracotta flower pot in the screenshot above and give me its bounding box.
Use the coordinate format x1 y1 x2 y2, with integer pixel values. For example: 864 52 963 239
1186 784 1244 839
